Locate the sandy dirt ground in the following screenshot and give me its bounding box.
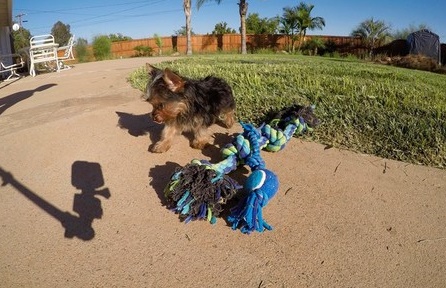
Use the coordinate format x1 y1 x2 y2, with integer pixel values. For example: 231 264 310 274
0 57 445 288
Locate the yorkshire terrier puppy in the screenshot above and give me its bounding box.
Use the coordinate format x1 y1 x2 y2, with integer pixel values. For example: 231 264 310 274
143 64 236 153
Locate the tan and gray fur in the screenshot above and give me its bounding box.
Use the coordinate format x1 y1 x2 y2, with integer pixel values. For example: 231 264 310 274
144 64 236 153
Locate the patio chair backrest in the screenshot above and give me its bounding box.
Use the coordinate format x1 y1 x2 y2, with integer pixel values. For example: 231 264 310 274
63 35 74 59
30 34 56 48
61 35 75 60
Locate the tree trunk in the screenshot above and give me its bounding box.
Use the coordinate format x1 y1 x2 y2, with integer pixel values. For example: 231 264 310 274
291 34 296 53
297 30 306 52
184 0 192 56
239 0 248 54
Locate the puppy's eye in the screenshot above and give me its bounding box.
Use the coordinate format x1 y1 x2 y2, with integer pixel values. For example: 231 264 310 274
157 103 164 109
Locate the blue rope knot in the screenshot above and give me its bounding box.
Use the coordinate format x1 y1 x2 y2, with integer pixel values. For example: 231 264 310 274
240 122 265 170
228 168 279 234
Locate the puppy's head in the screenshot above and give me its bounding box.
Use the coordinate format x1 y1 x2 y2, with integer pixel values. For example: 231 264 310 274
144 64 188 124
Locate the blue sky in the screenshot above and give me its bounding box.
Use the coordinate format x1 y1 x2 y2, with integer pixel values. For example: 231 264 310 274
13 0 446 43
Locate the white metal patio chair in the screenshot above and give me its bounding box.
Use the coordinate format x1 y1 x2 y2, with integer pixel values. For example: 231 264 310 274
0 53 25 81
57 35 76 70
29 34 60 77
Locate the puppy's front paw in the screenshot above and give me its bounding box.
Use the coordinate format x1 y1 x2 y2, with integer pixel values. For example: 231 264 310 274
191 139 209 150
149 142 171 153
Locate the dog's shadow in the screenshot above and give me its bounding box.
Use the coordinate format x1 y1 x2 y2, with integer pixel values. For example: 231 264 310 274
115 111 162 144
200 131 236 162
148 161 182 206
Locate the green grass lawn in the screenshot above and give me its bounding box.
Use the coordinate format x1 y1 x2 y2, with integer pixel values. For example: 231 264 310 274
128 54 446 168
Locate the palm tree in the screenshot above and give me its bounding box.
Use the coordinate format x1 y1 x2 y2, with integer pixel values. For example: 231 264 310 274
280 6 299 53
238 0 248 54
197 0 248 54
351 17 391 56
184 0 193 55
295 2 325 51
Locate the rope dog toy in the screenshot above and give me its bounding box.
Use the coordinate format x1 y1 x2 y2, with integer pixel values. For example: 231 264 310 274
163 104 319 233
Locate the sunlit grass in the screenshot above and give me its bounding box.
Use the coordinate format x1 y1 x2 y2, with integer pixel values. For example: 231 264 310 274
128 54 446 168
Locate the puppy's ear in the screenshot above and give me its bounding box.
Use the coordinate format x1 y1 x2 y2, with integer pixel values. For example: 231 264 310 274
146 63 161 79
162 68 185 93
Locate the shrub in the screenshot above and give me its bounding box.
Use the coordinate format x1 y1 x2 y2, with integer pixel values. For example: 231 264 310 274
253 48 276 54
319 39 337 57
134 45 153 57
392 54 439 71
92 35 111 61
376 54 446 74
301 37 325 56
75 38 90 63
154 34 163 56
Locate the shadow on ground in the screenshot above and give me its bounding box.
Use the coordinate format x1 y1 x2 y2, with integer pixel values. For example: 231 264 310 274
148 161 182 207
0 84 57 115
0 162 110 241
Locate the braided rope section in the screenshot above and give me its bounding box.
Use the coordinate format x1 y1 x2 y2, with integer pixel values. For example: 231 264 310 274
163 105 319 231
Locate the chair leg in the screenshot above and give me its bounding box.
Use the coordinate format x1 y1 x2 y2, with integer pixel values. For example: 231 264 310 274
55 60 60 73
58 60 72 71
5 68 21 81
30 61 36 77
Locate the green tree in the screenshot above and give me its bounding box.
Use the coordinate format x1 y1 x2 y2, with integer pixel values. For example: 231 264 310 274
174 26 194 36
12 27 32 53
108 33 132 42
51 21 72 46
280 6 299 52
351 17 391 56
295 2 325 51
392 24 431 40
212 22 236 34
245 13 279 34
198 0 249 54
